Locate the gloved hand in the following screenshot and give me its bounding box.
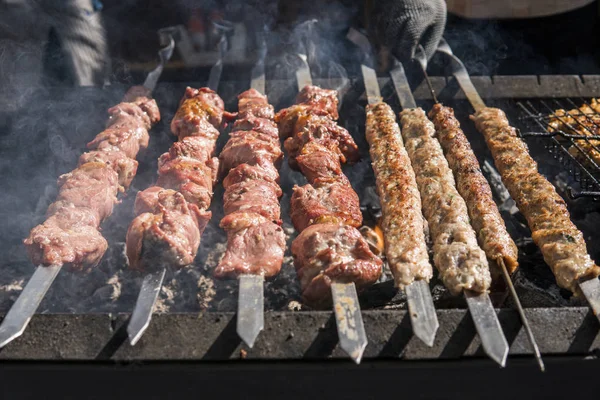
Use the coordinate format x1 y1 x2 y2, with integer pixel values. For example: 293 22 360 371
366 0 447 62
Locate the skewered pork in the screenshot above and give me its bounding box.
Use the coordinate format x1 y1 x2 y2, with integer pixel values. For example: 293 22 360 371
365 102 432 288
24 86 160 271
278 85 382 307
215 89 286 279
126 87 229 271
429 104 519 280
400 108 491 295
472 107 600 293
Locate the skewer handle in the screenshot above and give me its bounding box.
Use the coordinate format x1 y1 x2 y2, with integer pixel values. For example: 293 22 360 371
331 282 368 364
0 264 62 348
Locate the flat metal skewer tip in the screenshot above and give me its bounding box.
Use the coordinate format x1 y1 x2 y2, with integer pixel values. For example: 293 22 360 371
331 282 368 364
0 264 62 348
405 280 439 347
127 268 166 346
464 290 509 367
237 275 265 348
578 277 600 322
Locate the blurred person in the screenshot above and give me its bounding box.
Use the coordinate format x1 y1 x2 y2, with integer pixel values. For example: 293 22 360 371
0 0 109 113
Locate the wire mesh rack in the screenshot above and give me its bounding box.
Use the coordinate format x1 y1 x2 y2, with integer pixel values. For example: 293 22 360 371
517 98 600 200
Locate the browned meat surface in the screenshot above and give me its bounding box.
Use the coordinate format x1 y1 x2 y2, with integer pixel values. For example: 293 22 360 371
430 104 519 282
25 223 108 270
296 85 339 120
79 149 138 190
56 162 120 222
290 182 362 232
170 87 232 140
232 115 279 138
291 223 383 308
365 102 432 288
400 108 491 295
24 89 161 269
222 163 279 189
214 212 286 279
218 131 283 175
126 87 225 271
472 107 600 293
223 180 282 222
277 85 381 306
126 190 210 271
284 114 359 169
216 89 285 279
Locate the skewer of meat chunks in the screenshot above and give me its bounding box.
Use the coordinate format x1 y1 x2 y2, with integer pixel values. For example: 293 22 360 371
125 86 232 345
276 58 382 363
214 86 286 348
361 64 439 347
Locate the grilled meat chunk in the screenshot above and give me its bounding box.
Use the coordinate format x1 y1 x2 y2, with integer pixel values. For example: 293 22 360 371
366 102 432 288
156 155 216 210
223 180 282 222
290 182 362 232
79 149 138 190
400 108 491 295
126 190 210 271
232 115 279 138
215 212 286 279
429 104 519 281
222 163 279 188
472 107 600 293
170 87 232 140
296 85 339 120
295 142 347 185
218 130 283 176
291 223 383 309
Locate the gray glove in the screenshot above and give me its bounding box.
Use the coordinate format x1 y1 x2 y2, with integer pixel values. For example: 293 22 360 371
367 0 447 62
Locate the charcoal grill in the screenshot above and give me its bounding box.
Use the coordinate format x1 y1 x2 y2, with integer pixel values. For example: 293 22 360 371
0 72 599 366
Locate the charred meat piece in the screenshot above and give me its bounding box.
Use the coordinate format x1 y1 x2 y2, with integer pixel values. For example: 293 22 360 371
215 212 286 279
400 108 491 295
296 85 339 120
365 102 432 288
290 182 362 232
126 190 211 271
430 104 519 282
223 180 282 222
295 142 349 186
472 107 600 293
291 223 383 309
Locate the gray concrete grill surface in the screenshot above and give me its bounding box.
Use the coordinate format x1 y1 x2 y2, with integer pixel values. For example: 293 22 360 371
0 308 598 360
1 76 600 360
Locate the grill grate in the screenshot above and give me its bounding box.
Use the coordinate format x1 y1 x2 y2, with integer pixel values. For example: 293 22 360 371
517 98 600 200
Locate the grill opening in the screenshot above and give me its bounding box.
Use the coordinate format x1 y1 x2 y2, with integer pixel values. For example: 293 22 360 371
517 98 600 200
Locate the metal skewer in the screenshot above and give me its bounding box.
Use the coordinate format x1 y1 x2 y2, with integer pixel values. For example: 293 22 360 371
0 31 177 350
361 63 439 347
390 55 509 367
235 35 268 349
296 50 368 364
127 27 230 346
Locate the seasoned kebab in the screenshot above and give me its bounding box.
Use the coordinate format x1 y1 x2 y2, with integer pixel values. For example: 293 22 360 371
214 89 286 279
429 104 519 282
275 85 382 308
24 86 160 271
471 107 600 293
126 87 231 271
365 102 433 288
399 108 491 295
